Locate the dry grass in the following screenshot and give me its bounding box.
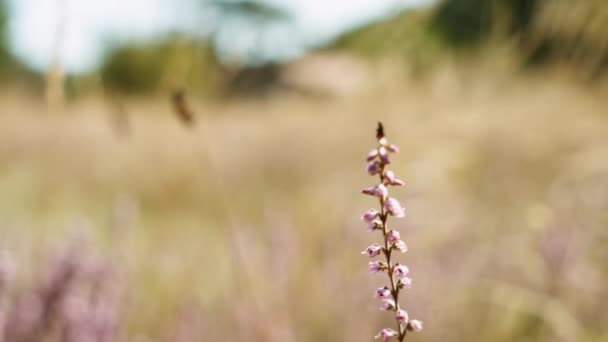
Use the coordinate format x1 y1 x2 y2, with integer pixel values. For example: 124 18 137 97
0 64 607 341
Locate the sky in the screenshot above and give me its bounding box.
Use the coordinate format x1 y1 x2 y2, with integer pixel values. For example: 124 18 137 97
7 0 432 72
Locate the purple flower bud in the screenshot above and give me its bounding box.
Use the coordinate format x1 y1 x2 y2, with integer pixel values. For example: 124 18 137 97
393 240 408 253
366 162 381 175
363 184 389 199
388 144 400 153
393 264 409 278
375 328 397 341
369 261 386 274
396 309 409 324
379 147 390 164
387 230 400 244
375 184 388 199
380 299 396 311
375 286 391 299
385 198 405 217
399 277 413 289
385 171 405 186
367 219 383 232
367 149 379 161
361 209 379 223
361 244 382 258
408 319 423 332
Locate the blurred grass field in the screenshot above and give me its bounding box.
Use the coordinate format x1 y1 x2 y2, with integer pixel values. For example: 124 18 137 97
1 62 607 341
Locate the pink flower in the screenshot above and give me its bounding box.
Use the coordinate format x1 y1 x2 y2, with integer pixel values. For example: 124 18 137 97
393 240 408 253
366 162 380 175
361 184 388 199
408 319 423 332
380 299 396 311
379 146 390 164
375 286 392 299
367 219 382 232
361 209 379 223
378 137 388 146
369 261 386 273
387 230 400 244
375 328 397 341
398 277 412 289
367 149 379 161
385 198 405 217
393 264 409 278
362 244 382 258
388 144 400 153
385 171 405 186
395 309 409 324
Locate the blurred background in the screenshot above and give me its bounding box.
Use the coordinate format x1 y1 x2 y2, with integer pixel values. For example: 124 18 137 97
0 0 607 341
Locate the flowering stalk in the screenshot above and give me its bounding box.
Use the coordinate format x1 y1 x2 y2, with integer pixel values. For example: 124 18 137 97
361 123 423 341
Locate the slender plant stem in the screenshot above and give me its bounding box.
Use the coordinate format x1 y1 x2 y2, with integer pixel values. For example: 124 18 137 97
378 164 406 341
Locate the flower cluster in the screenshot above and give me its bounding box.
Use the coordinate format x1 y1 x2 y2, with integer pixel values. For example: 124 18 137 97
360 123 423 341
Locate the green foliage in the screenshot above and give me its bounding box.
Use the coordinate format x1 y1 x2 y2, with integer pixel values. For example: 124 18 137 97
100 36 222 95
332 10 445 71
0 0 22 76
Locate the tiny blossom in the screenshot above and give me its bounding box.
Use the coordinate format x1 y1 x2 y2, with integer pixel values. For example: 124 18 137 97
385 198 405 217
361 184 388 199
399 277 413 289
375 286 392 299
378 137 388 146
366 162 381 176
379 146 390 164
393 264 409 279
367 219 383 232
393 240 408 253
380 299 396 311
362 244 382 258
387 230 400 244
375 328 397 341
408 320 423 332
395 309 409 324
387 144 400 153
361 209 379 223
385 171 405 186
369 261 385 274
367 149 379 161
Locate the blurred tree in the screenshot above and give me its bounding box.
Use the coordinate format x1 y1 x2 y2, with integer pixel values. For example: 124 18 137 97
100 36 221 95
0 0 21 77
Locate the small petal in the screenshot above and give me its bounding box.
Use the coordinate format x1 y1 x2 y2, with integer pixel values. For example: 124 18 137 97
385 171 405 186
367 219 383 232
379 149 390 164
367 149 379 161
396 309 409 324
408 320 423 333
361 209 379 223
361 244 382 258
366 162 380 176
378 137 388 146
399 277 413 289
375 286 391 299
361 184 388 199
375 184 388 199
393 264 410 278
369 261 386 274
380 299 396 311
385 198 405 217
388 144 400 153
393 240 408 253
375 328 397 341
387 230 400 244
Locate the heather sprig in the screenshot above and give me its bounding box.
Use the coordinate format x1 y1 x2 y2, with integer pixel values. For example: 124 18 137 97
361 122 423 341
